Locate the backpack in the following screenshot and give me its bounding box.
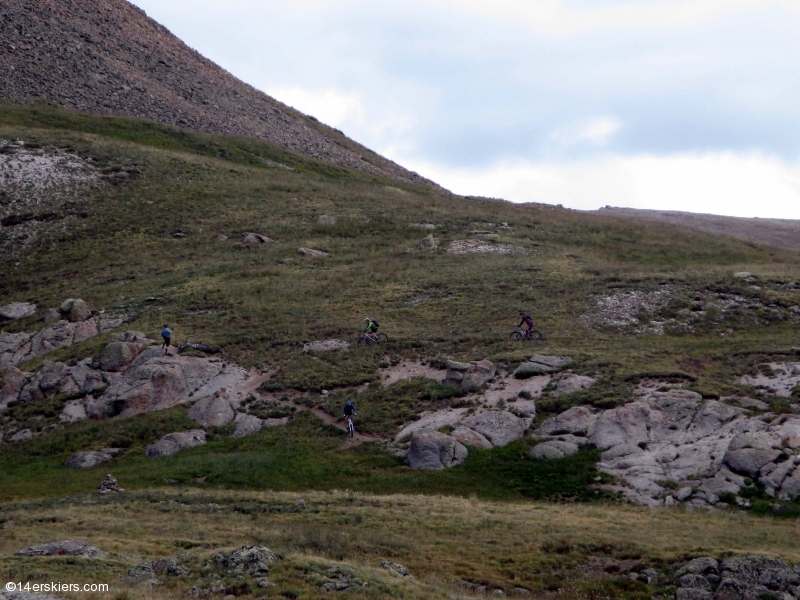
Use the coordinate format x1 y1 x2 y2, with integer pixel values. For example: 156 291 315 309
371 320 379 328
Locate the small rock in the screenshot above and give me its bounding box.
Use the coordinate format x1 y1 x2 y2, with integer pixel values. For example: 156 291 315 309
676 486 694 502
297 247 329 258
380 560 410 577
408 223 436 230
419 234 438 251
9 429 34 442
317 215 336 225
216 234 228 241
16 540 106 559
734 272 753 278
241 233 273 245
0 302 36 321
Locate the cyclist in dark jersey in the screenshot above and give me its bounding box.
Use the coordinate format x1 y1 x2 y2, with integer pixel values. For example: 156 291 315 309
343 401 358 418
518 312 534 336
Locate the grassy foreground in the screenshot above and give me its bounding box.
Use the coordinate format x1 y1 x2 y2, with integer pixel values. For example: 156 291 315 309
3 488 800 600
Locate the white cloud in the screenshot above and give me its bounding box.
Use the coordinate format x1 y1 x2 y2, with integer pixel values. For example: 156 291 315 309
550 117 621 147
395 152 800 219
266 87 365 129
430 0 771 33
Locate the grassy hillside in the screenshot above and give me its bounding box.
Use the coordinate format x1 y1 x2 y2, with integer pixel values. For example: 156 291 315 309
4 104 800 600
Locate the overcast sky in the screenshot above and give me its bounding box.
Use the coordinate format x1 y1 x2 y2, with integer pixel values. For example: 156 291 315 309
129 0 800 218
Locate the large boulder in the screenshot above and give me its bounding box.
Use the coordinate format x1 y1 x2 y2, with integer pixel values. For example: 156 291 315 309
232 413 263 438
188 394 235 427
444 359 495 388
406 431 467 469
145 430 207 458
0 302 36 321
59 298 92 322
65 450 114 469
459 410 525 447
723 433 781 478
16 540 106 559
99 341 144 372
536 406 596 437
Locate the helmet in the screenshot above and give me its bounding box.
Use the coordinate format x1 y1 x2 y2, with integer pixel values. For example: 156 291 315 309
364 317 371 322
345 401 353 407
519 311 525 316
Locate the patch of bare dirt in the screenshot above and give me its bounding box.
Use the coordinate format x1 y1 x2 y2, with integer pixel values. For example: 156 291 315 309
446 239 526 255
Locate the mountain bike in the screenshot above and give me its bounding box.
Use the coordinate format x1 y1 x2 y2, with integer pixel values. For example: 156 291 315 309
177 338 217 354
345 416 355 437
510 327 543 341
357 332 389 347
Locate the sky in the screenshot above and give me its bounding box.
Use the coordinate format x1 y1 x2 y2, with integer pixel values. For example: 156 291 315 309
128 0 800 218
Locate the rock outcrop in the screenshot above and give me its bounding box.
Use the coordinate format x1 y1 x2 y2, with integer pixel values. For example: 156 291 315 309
145 430 207 458
673 555 800 600
535 388 800 506
0 318 100 369
444 360 495 389
102 347 247 417
406 431 468 469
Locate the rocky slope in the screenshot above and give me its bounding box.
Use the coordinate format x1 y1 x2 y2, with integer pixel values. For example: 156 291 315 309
0 0 440 188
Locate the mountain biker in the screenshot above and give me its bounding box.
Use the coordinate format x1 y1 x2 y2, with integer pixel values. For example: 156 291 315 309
364 317 379 341
343 400 358 419
518 311 534 337
161 324 172 355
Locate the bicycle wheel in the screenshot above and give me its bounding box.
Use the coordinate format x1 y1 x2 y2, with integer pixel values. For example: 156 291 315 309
510 331 523 340
357 335 368 347
376 333 389 344
529 330 543 340
348 420 355 437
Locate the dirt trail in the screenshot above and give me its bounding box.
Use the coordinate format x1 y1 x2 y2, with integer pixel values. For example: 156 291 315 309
253 383 385 447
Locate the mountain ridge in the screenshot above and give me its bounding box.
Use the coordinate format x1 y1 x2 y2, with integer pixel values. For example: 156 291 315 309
0 0 442 189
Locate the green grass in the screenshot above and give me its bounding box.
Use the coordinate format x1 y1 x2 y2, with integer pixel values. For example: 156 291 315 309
0 409 609 503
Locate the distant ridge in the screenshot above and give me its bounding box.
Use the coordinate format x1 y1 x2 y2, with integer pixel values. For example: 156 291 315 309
0 0 441 188
595 207 800 252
